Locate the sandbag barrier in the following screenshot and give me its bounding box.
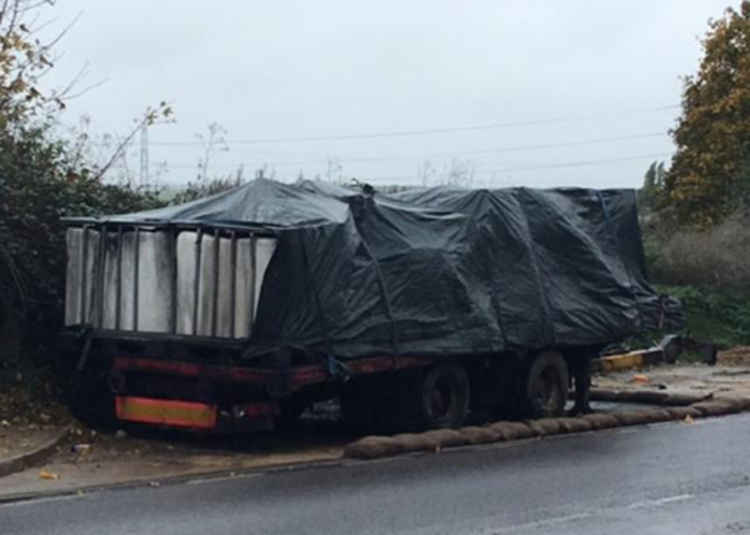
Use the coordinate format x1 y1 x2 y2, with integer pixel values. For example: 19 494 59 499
343 395 750 460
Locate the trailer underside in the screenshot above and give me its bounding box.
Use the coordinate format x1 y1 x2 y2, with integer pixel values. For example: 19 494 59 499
59 327 599 434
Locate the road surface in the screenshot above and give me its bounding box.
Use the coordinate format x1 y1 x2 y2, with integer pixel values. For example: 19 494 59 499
3 413 750 534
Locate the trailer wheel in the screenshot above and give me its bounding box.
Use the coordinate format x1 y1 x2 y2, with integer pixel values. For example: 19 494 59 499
523 351 569 418
414 363 470 429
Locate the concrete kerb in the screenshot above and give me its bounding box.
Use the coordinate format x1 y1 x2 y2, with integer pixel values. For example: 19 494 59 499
0 427 70 478
0 456 345 506
342 394 750 460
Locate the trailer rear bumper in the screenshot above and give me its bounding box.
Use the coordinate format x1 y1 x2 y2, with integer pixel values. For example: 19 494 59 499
116 396 218 429
115 396 280 432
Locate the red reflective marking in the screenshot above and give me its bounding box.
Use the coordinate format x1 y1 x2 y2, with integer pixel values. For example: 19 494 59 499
235 402 279 418
112 355 430 389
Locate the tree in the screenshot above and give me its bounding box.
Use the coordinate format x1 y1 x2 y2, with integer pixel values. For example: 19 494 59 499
666 1 750 226
325 156 344 184
639 160 666 210
0 2 175 373
417 160 437 186
195 122 229 183
442 158 476 187
170 123 241 204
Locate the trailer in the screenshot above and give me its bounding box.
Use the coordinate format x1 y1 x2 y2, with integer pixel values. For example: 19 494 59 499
58 179 682 432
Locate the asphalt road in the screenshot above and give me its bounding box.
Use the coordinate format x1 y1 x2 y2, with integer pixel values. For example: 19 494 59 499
4 414 750 535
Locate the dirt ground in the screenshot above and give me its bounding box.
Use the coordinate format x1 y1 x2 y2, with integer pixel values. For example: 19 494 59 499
0 380 73 461
716 345 750 366
593 346 750 400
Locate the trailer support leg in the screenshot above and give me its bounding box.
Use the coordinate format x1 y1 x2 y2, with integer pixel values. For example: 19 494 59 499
569 355 592 415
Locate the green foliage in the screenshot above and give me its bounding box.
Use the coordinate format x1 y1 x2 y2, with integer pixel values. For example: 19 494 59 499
0 2 176 387
0 125 165 364
638 206 750 353
656 285 750 347
638 161 666 211
621 284 750 358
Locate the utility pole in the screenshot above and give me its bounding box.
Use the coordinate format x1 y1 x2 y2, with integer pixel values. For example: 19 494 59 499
139 123 149 186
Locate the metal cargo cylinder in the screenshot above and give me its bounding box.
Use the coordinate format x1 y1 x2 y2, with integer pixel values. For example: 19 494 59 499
64 225 277 339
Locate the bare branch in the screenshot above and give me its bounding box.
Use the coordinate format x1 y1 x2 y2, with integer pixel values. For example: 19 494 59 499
51 59 89 97
62 77 106 100
39 10 78 50
0 2 11 29
7 0 22 37
94 122 143 182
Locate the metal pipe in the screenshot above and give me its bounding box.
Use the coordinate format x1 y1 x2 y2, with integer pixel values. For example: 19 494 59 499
97 225 107 328
170 225 178 334
80 226 89 325
115 225 123 330
211 228 220 337
192 227 203 335
229 231 237 338
249 234 257 335
133 226 140 331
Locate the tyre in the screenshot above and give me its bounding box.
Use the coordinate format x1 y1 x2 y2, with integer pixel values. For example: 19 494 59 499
523 351 569 418
408 363 470 430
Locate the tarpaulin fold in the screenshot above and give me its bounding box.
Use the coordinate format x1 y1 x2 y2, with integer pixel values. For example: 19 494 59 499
106 178 682 359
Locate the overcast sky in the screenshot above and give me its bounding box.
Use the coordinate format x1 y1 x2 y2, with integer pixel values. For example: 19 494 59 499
40 1 738 189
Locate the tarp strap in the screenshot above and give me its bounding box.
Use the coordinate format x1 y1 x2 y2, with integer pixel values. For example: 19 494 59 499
359 236 400 356
596 190 643 328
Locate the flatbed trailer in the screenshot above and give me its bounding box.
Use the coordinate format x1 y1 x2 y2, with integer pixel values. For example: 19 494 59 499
58 180 681 433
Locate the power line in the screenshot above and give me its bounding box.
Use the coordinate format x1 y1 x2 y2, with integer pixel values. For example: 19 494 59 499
154 151 671 186
361 152 672 183
157 131 670 169
439 132 667 158
149 105 679 146
486 152 671 174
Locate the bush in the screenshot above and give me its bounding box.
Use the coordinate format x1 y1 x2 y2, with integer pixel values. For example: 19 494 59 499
0 125 165 371
641 209 750 349
656 285 750 347
645 210 750 291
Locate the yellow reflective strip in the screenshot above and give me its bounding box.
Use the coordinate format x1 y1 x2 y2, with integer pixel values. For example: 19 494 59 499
119 400 215 425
